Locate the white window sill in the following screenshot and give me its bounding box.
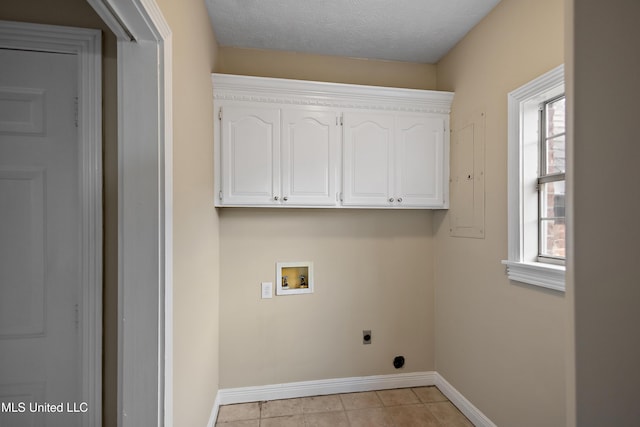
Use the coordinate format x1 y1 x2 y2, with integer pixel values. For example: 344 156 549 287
501 260 565 292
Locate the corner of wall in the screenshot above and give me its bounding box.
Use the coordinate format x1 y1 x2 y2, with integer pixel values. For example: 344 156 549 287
155 0 221 424
430 0 567 426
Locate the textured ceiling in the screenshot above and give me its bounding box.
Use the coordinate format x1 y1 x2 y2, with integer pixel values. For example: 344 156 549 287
206 0 501 63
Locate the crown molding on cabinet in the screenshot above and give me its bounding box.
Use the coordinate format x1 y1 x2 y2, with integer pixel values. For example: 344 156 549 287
213 73 454 114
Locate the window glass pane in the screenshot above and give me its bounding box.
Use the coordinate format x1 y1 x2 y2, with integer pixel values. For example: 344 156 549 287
546 97 565 137
540 180 565 219
540 218 566 258
539 181 565 258
545 135 565 174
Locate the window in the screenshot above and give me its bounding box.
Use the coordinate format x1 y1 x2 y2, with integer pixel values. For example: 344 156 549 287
502 65 565 292
538 95 566 263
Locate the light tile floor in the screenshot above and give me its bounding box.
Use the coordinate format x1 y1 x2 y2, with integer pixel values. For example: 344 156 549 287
215 386 474 427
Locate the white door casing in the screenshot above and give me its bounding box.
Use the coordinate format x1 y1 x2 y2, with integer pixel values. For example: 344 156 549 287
0 21 102 427
83 0 173 425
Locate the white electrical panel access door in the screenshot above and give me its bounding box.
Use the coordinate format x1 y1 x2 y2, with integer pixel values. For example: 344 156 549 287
281 108 339 206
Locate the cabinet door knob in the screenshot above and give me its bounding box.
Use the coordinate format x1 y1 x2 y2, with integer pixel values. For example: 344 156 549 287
274 196 279 201
283 196 288 201
398 197 403 203
388 197 394 203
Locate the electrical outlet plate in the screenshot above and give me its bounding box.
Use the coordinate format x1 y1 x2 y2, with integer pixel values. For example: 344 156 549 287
261 282 273 299
363 330 372 344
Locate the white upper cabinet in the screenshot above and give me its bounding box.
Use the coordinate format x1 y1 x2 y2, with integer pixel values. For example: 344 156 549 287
343 113 446 208
220 106 337 206
342 113 445 208
281 108 339 206
220 105 280 205
342 112 395 206
213 73 453 209
220 105 338 206
395 115 445 207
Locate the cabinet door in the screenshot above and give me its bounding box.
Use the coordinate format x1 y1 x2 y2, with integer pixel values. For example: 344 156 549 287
342 112 395 206
395 115 445 207
281 108 338 206
220 105 280 205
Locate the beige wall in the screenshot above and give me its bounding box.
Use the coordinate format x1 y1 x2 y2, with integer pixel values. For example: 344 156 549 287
217 51 438 388
218 46 437 90
434 0 566 426
568 0 640 425
0 1 118 424
153 0 220 425
219 209 435 387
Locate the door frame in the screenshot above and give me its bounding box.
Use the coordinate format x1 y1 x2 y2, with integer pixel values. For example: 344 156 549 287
84 1 173 426
0 20 103 426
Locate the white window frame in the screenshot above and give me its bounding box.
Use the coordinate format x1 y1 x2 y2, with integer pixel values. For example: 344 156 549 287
502 65 565 292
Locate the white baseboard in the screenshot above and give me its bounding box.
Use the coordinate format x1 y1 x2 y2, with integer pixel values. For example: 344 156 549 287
434 373 497 427
206 392 221 427
208 371 495 427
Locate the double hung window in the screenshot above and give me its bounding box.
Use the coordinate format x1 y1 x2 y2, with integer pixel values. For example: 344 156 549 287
503 65 566 291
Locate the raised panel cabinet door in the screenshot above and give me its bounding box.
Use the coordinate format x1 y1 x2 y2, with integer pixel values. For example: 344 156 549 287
281 108 338 206
342 112 395 206
395 115 445 207
220 105 281 205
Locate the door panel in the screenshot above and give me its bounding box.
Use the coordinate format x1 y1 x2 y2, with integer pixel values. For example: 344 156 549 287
0 168 45 337
396 116 444 207
0 87 45 134
342 112 394 206
281 108 337 205
221 105 280 205
0 48 81 427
